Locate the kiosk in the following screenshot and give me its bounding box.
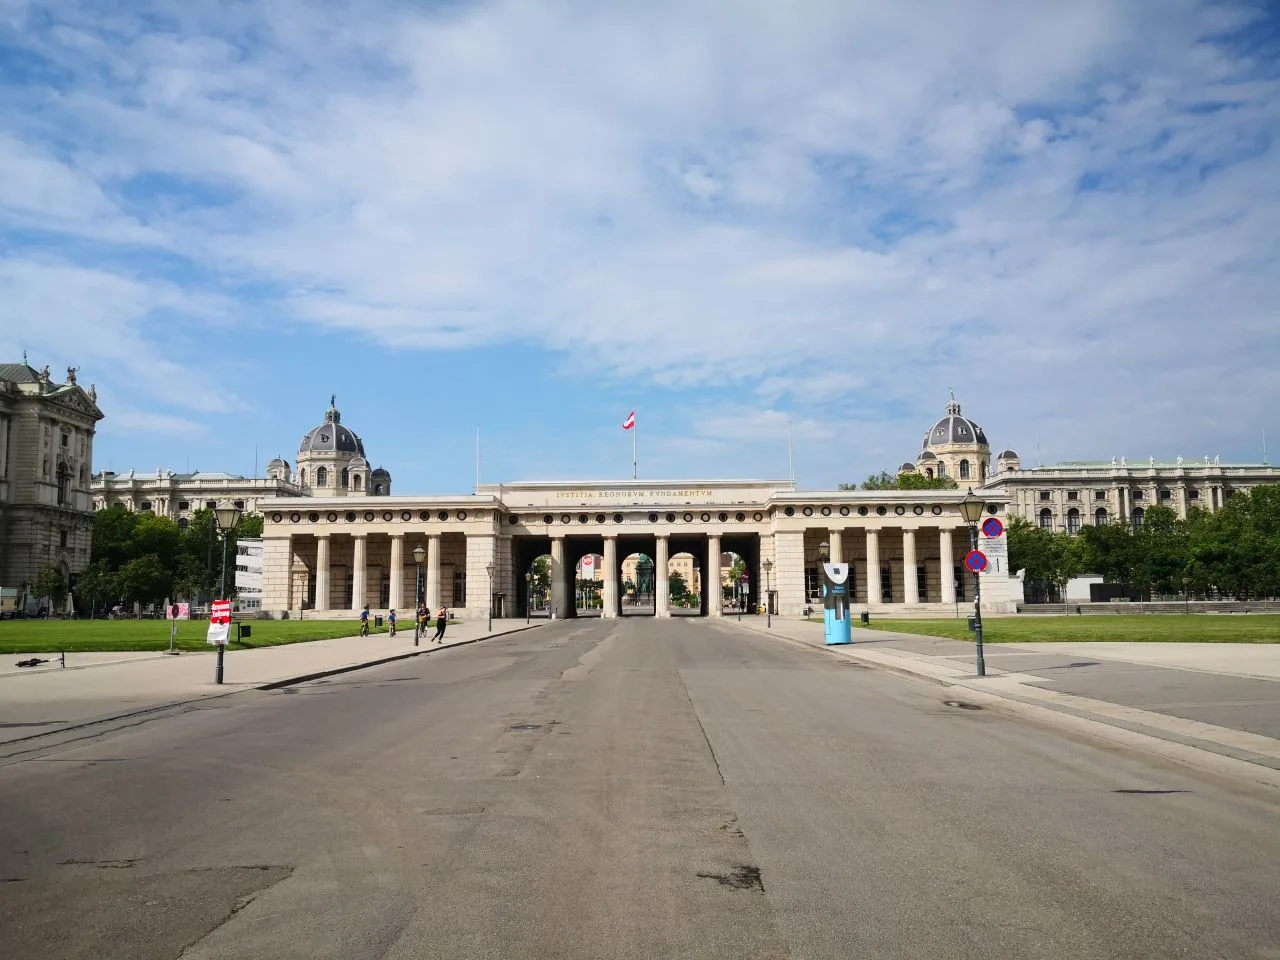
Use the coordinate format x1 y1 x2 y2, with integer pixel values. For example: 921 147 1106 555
820 553 852 646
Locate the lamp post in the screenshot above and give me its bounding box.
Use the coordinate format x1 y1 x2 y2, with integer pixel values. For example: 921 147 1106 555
413 545 426 645
525 571 533 624
959 488 986 677
762 558 773 628
486 562 495 633
817 540 829 616
213 501 242 685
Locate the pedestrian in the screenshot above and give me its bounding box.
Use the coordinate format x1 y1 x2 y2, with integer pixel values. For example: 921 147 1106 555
432 606 448 643
387 608 397 637
359 605 370 637
417 604 428 639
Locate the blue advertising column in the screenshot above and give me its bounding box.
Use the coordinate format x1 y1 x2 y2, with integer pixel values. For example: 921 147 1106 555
821 562 853 645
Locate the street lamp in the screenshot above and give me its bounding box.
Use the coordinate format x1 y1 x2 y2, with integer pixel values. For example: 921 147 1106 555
762 558 773 628
525 571 533 624
817 540 829 615
413 544 426 645
486 562 495 632
213 501 242 685
959 488 987 677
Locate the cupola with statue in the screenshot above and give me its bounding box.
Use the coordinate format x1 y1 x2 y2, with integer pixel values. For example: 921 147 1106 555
293 396 389 496
913 393 991 483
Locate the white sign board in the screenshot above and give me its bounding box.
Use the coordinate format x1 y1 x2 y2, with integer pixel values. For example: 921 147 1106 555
979 535 1008 577
207 599 232 646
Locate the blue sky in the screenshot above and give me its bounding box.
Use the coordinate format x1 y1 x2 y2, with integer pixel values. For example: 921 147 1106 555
2 0 1278 492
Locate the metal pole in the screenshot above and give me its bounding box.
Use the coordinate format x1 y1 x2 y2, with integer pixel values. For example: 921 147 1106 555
216 533 228 684
971 524 985 677
415 563 422 645
766 571 772 628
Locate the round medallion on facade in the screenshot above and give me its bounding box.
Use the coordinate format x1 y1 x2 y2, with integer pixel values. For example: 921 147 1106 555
839 506 849 516
913 505 924 515
543 514 553 524
821 506 831 516
932 505 943 515
272 512 282 523
803 506 813 517
401 511 412 521
895 506 906 516
291 512 301 523
309 512 319 522
364 511 374 521
327 511 337 522
784 506 795 517
876 506 887 516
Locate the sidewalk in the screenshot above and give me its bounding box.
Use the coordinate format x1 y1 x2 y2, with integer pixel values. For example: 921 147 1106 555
739 618 1280 784
0 619 542 748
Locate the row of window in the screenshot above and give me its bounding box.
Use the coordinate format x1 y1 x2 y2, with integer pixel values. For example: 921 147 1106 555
1038 506 1162 532
802 563 970 603
137 499 244 512
1039 488 1205 503
300 467 385 495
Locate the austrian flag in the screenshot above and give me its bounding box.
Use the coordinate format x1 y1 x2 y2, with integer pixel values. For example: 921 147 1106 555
622 411 635 430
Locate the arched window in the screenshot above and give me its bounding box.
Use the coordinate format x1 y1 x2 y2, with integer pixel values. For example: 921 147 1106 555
353 474 362 490
1066 508 1081 534
178 518 189 531
1094 507 1108 526
56 463 71 505
938 462 946 477
1038 508 1053 530
1132 507 1145 529
374 483 384 495
316 466 328 487
980 461 987 481
959 459 970 480
341 468 349 489
300 468 307 486
925 468 934 479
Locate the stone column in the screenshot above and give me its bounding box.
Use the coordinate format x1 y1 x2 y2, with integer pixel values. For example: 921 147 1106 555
426 533 442 611
351 534 367 611
602 535 618 619
465 533 497 619
903 528 919 605
828 529 843 564
773 530 805 616
550 536 567 618
655 535 670 618
939 528 956 604
315 534 331 612
707 534 722 616
389 534 404 611
866 529 881 608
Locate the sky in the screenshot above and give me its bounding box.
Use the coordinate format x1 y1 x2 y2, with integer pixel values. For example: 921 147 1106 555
2 0 1278 493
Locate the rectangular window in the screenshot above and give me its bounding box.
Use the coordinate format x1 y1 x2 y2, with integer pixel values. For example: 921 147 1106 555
1159 489 1172 500
206 500 216 509
954 566 965 602
178 500 189 510
60 530 68 547
880 564 894 603
234 499 245 510
916 565 928 603
61 433 69 447
1095 490 1107 500
140 501 152 511
1039 491 1051 501
453 571 466 607
1188 489 1200 500
1131 490 1144 501
379 574 390 607
1067 491 1078 501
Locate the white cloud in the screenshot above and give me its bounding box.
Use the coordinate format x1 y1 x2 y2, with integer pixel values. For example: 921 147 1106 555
0 0 1277 473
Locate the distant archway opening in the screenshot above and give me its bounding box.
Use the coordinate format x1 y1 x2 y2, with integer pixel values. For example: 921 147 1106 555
619 552 655 616
668 552 700 616
575 553 603 616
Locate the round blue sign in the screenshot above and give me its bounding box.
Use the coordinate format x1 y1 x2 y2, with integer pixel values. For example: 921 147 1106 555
982 516 1004 538
964 549 988 574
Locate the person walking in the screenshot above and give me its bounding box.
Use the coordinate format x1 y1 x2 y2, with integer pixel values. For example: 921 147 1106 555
432 606 448 643
387 609 397 637
417 604 428 641
359 605 370 637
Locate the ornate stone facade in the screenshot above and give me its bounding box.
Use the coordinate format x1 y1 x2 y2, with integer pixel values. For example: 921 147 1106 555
92 470 304 526
257 481 1016 620
0 360 103 592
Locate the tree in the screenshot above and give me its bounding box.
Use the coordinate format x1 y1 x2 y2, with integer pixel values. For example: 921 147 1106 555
116 555 171 611
91 505 139 568
75 560 118 618
530 555 551 606
669 571 689 603
32 564 66 610
843 471 958 491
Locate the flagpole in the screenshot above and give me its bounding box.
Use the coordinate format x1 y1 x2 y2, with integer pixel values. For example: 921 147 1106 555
633 418 637 480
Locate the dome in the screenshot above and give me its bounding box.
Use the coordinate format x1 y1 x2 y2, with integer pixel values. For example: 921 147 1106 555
370 466 390 479
266 457 289 470
917 450 937 461
998 449 1019 459
923 395 987 449
299 397 366 457
899 462 916 472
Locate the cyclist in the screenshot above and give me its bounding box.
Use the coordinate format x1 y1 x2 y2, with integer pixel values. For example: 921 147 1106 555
388 609 397 637
359 605 370 637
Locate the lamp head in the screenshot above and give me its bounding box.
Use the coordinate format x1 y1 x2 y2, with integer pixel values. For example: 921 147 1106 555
486 563 495 577
525 571 532 582
762 558 773 573
959 487 984 524
817 541 830 562
412 545 426 564
214 501 242 533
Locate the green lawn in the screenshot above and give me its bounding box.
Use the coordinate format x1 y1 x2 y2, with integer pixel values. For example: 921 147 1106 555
859 614 1280 644
0 618 420 654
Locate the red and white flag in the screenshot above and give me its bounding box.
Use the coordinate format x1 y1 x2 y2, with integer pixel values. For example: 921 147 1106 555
622 410 635 430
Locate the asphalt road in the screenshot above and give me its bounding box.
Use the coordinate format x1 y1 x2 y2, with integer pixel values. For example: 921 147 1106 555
1 619 1277 959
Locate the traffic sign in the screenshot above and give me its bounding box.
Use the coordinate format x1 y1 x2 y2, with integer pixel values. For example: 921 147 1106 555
964 550 988 574
982 516 1004 538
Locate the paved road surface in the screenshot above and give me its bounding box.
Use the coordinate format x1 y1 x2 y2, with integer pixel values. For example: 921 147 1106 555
1 619 1276 959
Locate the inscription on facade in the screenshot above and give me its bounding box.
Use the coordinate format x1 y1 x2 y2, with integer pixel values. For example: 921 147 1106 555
554 489 717 501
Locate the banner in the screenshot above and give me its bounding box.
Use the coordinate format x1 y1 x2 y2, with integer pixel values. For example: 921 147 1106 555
208 599 232 646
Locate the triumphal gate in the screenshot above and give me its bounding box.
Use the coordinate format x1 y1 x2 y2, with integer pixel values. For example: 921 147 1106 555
258 479 1015 620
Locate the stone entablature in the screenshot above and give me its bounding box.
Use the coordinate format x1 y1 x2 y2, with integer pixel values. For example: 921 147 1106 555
256 482 1014 621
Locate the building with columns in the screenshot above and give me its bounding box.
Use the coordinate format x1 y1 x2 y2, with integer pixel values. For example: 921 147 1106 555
0 359 103 595
257 480 1016 620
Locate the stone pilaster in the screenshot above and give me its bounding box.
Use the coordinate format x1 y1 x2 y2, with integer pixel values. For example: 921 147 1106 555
426 533 442 611
865 529 881 608
903 528 918 605
655 535 670 617
551 536 567 618
352 534 367 611
602 535 618 618
314 534 331 612
707 534 722 616
773 530 805 617
389 534 404 611
939 528 956 604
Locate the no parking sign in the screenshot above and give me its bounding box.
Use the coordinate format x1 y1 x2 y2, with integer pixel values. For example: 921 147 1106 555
982 516 1004 539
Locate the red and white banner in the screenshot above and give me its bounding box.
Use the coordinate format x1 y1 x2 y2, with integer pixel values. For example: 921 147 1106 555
208 599 232 646
621 410 635 430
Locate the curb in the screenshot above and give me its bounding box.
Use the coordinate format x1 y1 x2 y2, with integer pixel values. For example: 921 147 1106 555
0 623 546 755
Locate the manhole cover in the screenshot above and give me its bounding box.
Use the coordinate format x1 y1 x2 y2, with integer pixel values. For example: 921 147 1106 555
942 700 982 711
